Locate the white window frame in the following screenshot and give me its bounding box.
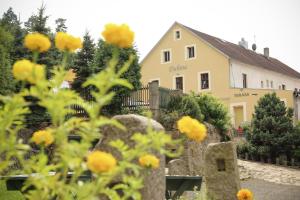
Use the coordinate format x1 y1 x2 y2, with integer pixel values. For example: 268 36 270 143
185 44 196 60
161 49 172 64
173 75 185 92
261 80 264 88
149 78 160 86
174 29 181 40
198 71 211 91
229 102 247 127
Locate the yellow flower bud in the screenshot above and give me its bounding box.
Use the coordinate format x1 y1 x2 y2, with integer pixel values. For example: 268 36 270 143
237 189 253 200
55 32 82 52
177 116 207 142
102 23 134 48
139 154 159 169
32 130 54 147
24 33 51 52
87 151 117 173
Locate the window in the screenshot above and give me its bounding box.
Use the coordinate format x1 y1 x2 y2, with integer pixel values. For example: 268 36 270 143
282 84 286 90
270 81 273 88
174 30 181 40
162 49 171 63
186 45 196 59
261 81 264 88
175 76 183 90
242 73 247 88
266 80 269 88
200 72 209 90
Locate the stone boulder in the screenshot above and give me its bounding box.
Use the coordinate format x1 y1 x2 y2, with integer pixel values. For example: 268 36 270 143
167 122 221 176
203 142 241 200
94 114 165 200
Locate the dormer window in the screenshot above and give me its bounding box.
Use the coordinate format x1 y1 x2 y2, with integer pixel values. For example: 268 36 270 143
174 29 181 40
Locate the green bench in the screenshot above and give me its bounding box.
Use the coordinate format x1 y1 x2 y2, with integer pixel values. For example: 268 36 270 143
2 174 202 199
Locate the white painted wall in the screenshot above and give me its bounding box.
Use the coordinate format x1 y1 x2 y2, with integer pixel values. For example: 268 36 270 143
230 60 300 90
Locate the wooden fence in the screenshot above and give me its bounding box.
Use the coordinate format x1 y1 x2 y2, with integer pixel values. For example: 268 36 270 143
71 82 182 116
121 85 150 110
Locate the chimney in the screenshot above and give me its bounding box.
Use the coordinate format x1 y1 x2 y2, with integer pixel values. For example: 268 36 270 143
264 47 269 58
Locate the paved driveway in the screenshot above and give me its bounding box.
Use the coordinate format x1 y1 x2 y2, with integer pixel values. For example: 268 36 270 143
241 179 300 200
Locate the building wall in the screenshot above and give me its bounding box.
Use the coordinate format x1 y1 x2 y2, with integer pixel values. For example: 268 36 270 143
141 23 231 98
226 88 294 127
141 23 298 125
230 60 300 90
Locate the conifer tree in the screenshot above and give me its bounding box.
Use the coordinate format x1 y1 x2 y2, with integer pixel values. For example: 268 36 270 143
250 93 294 160
0 7 27 63
0 27 14 95
92 40 141 115
72 31 95 97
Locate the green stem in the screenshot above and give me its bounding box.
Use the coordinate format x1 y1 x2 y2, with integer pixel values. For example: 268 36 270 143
62 51 69 69
33 51 39 63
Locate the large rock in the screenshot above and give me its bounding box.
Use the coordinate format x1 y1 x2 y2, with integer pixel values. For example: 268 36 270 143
94 114 165 200
168 123 221 175
204 142 241 200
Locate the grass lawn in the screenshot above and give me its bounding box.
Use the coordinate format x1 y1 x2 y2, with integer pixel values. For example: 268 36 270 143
0 180 24 200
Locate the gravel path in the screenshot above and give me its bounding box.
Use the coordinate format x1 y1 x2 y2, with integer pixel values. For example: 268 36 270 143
241 178 300 200
238 159 300 186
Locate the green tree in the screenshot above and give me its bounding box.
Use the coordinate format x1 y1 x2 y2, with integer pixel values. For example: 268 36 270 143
71 31 95 97
24 5 50 34
0 7 27 63
55 18 67 32
23 5 53 129
0 27 15 95
250 93 294 160
92 40 141 115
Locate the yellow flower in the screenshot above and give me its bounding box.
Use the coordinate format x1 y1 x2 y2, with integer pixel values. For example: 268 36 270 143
237 189 253 200
102 23 134 48
32 130 54 147
87 151 117 173
12 59 33 81
139 154 159 169
24 32 51 52
12 60 45 84
27 64 45 84
177 116 207 142
55 32 82 52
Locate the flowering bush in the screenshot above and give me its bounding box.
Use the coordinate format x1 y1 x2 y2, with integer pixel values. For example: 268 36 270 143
0 24 184 200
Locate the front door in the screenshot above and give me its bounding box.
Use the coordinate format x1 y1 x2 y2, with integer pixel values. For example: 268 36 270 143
233 106 244 128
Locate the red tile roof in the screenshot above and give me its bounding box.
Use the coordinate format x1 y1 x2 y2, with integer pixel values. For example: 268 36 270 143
184 25 300 79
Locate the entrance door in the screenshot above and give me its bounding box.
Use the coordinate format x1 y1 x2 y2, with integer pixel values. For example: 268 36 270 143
233 106 244 128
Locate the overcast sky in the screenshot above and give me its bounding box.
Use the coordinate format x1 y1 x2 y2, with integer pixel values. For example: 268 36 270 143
1 0 300 71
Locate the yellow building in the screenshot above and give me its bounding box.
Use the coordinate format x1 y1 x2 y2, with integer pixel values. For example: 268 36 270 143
141 22 300 127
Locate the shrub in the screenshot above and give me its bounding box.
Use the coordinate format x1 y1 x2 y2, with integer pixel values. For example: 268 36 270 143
158 110 180 131
193 93 230 133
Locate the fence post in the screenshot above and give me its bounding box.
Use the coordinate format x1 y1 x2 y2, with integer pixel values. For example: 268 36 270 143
149 81 160 120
